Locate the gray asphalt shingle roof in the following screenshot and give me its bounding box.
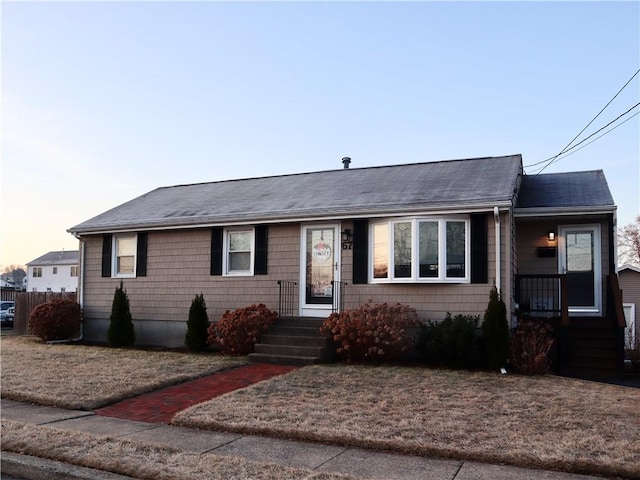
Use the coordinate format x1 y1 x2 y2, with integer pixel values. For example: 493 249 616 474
516 170 615 210
69 155 523 234
27 250 79 266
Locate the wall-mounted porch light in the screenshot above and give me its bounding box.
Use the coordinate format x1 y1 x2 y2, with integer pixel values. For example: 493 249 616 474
547 231 556 242
341 229 352 242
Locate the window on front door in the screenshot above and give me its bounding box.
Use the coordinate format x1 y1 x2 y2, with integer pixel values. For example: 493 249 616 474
304 227 337 305
559 224 601 314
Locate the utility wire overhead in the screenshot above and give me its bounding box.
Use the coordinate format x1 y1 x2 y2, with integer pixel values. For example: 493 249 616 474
525 100 640 173
526 110 640 175
537 101 640 173
524 68 640 174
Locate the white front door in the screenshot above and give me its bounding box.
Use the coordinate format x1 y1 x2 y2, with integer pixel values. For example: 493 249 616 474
558 224 602 315
300 224 340 317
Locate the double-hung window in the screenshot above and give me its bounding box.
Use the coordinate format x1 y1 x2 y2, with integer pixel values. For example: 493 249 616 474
102 232 147 278
113 234 137 278
224 228 254 276
371 217 470 283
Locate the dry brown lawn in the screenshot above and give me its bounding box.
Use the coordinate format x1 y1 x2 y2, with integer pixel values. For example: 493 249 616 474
2 419 353 480
0 336 245 409
2 336 639 478
174 364 640 479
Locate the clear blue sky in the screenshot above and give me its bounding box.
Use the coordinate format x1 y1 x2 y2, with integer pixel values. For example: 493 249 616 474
2 1 639 269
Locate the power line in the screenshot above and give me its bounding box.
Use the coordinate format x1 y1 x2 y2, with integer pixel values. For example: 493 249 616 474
525 101 640 172
536 101 640 173
541 68 640 170
524 68 640 172
527 110 640 175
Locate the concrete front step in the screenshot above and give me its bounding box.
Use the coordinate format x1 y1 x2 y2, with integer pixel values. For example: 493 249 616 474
254 343 329 358
261 334 328 347
247 352 325 366
267 326 325 337
273 317 325 328
249 316 333 366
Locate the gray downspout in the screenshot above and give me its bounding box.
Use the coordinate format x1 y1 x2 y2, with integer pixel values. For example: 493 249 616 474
494 206 501 294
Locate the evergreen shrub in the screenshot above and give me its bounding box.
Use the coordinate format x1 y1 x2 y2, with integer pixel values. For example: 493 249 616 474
417 313 480 369
107 281 135 347
185 293 209 352
482 286 510 369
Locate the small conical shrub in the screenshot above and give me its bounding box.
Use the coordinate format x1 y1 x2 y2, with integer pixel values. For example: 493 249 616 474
107 281 135 347
482 286 509 370
185 293 209 352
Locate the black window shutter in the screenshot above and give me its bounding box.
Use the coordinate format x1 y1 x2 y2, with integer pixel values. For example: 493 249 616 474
352 219 369 284
470 214 488 284
210 227 223 276
136 232 148 277
254 225 268 275
101 234 112 278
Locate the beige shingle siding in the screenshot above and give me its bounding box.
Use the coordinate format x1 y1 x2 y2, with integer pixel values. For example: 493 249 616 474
81 219 505 345
82 225 301 332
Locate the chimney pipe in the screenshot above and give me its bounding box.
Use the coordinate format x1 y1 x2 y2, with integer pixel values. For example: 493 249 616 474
342 157 351 169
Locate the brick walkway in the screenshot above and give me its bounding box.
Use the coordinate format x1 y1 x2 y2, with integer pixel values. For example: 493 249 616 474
95 363 298 424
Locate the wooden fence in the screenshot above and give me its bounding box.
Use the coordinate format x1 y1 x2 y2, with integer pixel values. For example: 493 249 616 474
12 291 79 335
1 288 21 302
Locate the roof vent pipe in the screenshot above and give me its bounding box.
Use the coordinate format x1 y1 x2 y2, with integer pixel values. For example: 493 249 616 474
342 157 351 169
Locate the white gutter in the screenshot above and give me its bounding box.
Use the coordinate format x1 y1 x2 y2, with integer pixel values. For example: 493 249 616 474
513 205 616 218
69 202 514 236
494 206 501 293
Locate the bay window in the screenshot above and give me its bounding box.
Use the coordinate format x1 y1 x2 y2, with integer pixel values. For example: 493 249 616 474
371 217 470 283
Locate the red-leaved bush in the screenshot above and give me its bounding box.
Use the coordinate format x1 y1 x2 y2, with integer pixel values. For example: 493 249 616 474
320 301 419 363
28 299 81 342
207 304 277 355
510 318 556 375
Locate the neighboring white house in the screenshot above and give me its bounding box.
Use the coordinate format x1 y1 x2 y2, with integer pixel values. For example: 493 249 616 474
26 250 80 293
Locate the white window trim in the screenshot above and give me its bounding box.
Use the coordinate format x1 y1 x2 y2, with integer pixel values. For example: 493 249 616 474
623 303 636 347
223 227 255 276
369 217 471 284
112 233 137 279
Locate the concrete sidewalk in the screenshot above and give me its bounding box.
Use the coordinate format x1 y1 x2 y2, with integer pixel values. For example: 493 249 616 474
1 399 608 480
